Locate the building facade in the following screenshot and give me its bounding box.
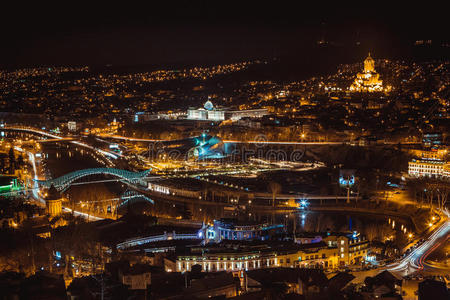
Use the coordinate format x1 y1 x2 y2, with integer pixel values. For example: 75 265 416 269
45 185 63 217
175 233 370 273
205 219 284 243
187 100 268 121
408 159 449 178
177 250 279 273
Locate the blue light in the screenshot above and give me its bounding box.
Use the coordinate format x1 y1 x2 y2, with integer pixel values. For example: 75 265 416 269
207 229 216 239
299 199 309 208
55 251 61 260
339 175 355 187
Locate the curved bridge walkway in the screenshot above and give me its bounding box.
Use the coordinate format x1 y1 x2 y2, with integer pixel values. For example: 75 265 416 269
35 168 151 192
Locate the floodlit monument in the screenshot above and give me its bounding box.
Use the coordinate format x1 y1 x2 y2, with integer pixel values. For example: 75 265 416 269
187 99 268 121
350 53 390 92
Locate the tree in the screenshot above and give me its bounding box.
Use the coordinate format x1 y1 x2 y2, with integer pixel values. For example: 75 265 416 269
53 220 99 276
364 223 378 242
268 182 281 208
268 182 281 224
436 185 449 210
8 147 16 174
425 180 449 210
406 178 427 206
17 154 25 168
0 154 6 173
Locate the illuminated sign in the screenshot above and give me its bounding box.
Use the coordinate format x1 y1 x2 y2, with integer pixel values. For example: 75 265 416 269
339 169 356 187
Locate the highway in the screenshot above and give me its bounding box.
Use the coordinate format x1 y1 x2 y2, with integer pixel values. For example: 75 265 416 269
387 210 450 276
2 126 120 162
96 132 420 146
97 133 343 145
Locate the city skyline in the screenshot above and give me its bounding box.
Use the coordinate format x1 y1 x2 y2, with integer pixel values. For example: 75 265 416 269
0 3 448 300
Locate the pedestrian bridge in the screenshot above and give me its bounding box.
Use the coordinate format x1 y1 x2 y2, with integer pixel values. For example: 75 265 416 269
35 168 151 191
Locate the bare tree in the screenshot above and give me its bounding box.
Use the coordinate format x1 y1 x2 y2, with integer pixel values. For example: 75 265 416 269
365 223 379 242
268 182 281 224
268 182 282 208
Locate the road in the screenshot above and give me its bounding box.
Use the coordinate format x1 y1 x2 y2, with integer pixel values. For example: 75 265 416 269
98 133 343 145
96 132 421 146
387 210 450 276
3 126 120 162
27 150 103 221
349 211 449 299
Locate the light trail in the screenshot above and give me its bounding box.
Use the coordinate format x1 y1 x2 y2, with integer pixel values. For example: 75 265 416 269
97 134 162 142
387 216 450 275
417 235 448 270
61 207 103 221
28 151 44 205
26 150 104 221
96 133 343 145
3 126 120 162
224 140 343 145
96 133 421 146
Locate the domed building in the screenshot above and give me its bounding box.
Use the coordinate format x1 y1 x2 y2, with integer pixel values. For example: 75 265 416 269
350 53 390 93
45 185 63 217
203 100 214 111
187 98 268 121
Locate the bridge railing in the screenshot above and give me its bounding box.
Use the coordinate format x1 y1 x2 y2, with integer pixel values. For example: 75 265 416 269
35 168 152 191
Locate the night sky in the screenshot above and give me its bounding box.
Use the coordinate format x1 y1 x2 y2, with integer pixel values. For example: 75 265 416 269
1 2 448 69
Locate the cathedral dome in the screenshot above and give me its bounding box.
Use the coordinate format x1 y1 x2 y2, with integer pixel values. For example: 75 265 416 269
364 53 375 73
204 100 214 111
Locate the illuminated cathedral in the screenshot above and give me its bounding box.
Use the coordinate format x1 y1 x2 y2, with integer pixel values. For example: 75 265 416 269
350 53 390 92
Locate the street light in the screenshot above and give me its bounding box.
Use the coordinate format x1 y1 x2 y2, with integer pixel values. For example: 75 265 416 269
299 199 309 209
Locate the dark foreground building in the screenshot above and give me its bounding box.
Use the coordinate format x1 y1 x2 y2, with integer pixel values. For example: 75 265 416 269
418 279 449 300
